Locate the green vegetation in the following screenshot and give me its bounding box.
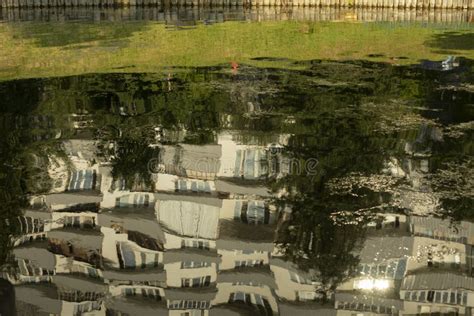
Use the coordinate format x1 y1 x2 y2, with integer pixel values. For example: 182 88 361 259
1 21 473 80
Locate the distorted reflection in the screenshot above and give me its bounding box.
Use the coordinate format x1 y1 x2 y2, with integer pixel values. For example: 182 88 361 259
0 58 473 316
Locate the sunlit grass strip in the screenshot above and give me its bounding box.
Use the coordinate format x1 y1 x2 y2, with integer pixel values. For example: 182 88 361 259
0 20 473 80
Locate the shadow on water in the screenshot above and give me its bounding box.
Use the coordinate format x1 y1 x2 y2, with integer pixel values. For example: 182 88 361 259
0 279 16 315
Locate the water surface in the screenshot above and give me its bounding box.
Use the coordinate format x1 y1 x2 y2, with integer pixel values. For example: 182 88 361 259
0 12 473 316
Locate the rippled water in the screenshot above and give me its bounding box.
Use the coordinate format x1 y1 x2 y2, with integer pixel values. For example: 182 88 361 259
0 11 473 316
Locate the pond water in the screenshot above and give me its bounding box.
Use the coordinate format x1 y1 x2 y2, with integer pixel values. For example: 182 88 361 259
0 9 473 316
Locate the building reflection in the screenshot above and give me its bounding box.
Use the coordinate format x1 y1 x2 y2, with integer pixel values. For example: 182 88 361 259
1 128 473 316
1 60 473 316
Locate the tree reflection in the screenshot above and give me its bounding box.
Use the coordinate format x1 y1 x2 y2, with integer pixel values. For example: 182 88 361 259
275 196 370 301
110 137 158 191
269 59 474 301
0 131 27 266
272 106 394 301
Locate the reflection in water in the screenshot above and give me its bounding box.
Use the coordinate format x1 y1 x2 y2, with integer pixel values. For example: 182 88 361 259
0 58 473 315
0 6 473 23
